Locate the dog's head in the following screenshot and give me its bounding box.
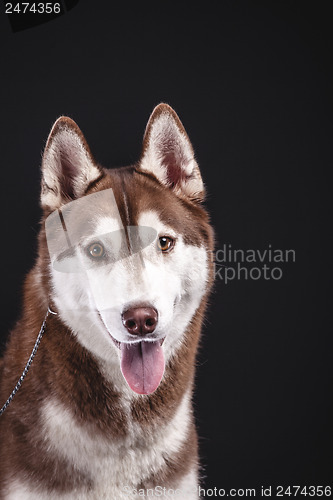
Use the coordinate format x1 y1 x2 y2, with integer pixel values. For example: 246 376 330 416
40 104 214 395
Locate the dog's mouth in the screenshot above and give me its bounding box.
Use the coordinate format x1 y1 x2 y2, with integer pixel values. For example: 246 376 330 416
109 335 165 349
111 336 165 395
101 318 165 394
120 339 165 395
100 315 165 395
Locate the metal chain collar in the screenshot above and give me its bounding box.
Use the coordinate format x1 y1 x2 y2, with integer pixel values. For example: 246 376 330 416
0 306 57 416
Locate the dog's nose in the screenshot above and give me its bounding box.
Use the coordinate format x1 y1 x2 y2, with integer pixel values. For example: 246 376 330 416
122 307 158 336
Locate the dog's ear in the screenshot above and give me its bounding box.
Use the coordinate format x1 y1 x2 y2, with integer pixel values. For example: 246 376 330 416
138 103 204 202
40 117 103 211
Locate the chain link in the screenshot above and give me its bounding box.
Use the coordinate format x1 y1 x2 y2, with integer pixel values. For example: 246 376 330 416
0 307 56 416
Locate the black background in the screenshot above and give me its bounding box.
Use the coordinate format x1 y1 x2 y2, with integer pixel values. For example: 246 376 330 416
0 0 332 494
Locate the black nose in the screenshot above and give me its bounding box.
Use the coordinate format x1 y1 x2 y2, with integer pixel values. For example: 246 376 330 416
122 307 158 336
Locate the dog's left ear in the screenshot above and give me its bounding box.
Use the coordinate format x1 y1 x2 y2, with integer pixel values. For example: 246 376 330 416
138 103 204 202
40 117 104 211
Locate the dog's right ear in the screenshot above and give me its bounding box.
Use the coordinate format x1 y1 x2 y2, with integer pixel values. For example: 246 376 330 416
41 117 104 211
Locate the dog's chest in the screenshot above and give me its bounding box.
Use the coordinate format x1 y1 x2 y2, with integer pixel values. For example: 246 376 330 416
34 391 192 497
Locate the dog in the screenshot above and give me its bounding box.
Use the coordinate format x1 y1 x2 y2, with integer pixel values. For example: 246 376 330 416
0 103 214 499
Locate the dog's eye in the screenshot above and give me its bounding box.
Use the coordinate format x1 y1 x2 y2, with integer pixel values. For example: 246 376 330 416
87 242 105 259
157 236 174 252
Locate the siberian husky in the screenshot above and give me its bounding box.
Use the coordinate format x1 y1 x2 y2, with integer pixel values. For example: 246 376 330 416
0 104 214 499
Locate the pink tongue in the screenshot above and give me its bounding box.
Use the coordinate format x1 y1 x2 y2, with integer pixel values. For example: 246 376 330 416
120 341 165 395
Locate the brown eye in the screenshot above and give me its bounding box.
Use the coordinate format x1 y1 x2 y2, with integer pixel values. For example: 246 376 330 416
87 242 105 259
157 236 174 252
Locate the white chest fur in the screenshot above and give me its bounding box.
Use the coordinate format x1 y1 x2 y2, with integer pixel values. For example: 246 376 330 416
5 390 197 499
